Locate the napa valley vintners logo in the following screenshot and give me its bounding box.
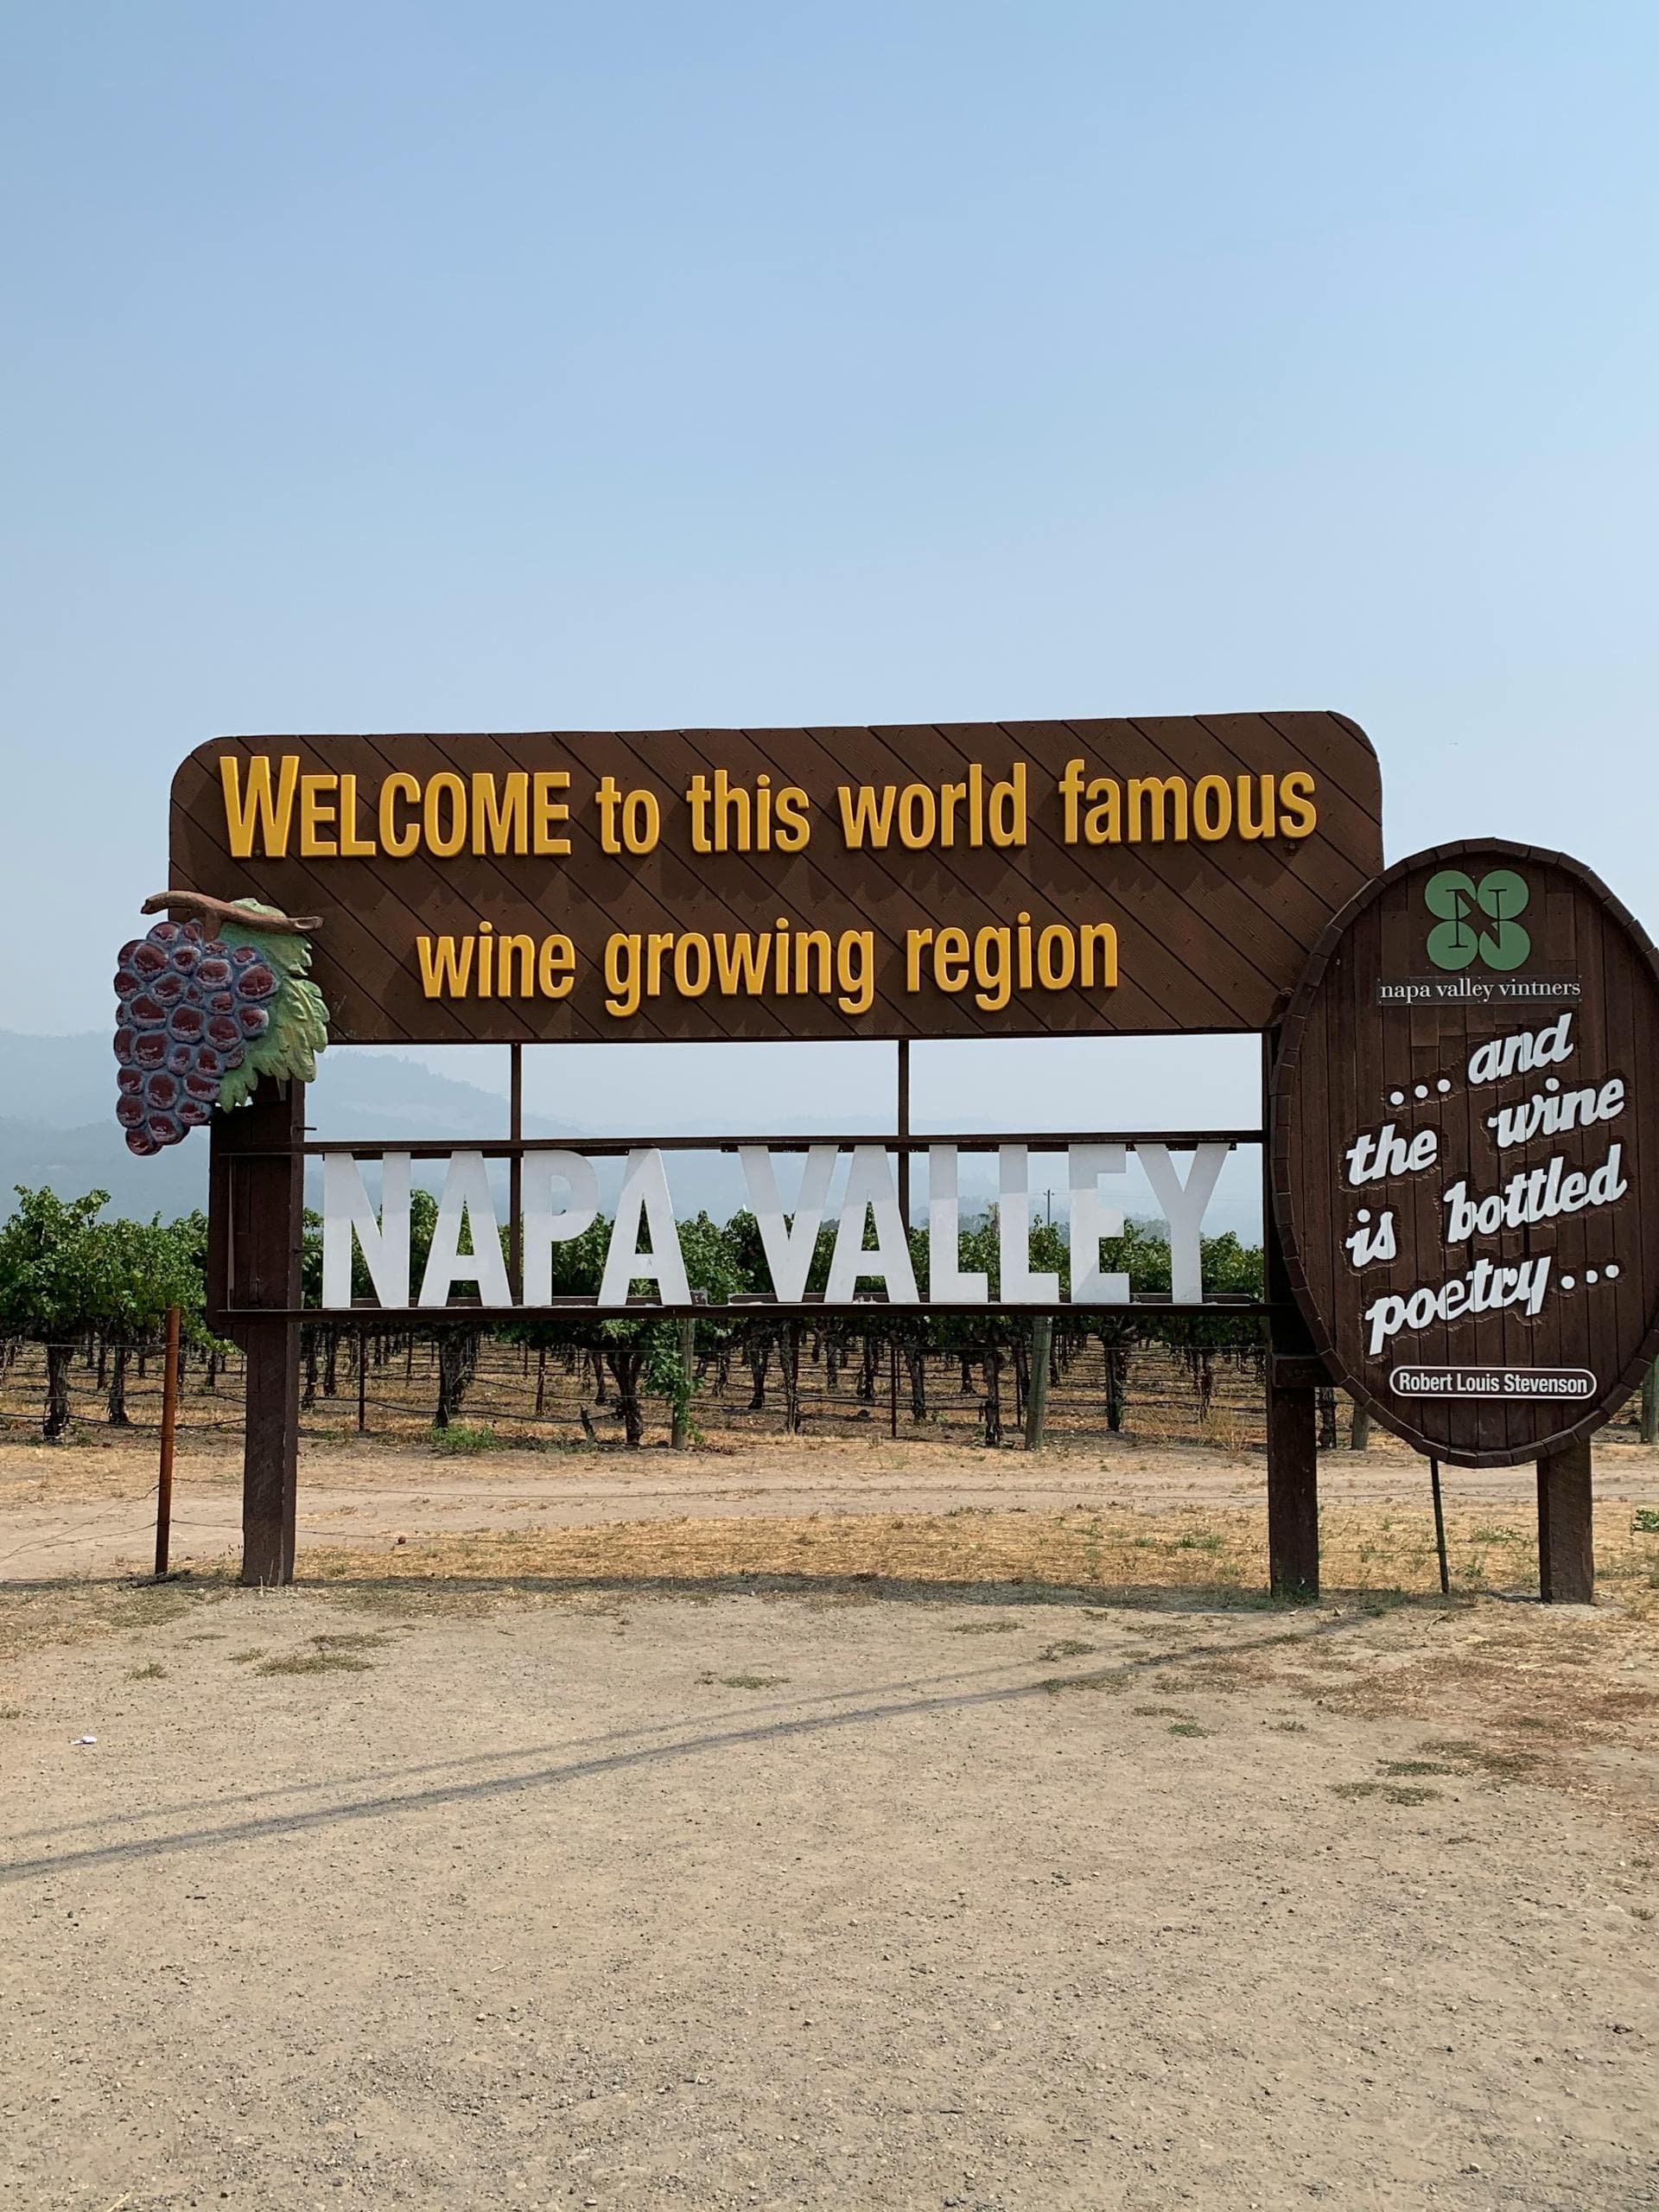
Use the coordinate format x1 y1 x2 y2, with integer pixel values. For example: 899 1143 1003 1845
1424 867 1531 973
1374 861 1573 1006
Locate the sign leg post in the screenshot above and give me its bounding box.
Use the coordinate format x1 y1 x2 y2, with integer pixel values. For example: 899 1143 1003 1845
1265 1368 1319 1601
1536 1439 1593 1604
1264 1029 1319 1600
210 1079 305 1588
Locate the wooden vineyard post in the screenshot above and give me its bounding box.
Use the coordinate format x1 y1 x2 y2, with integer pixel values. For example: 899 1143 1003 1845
671 1316 696 1450
153 1303 181 1579
209 1079 305 1586
1025 1316 1052 1451
1264 1030 1319 1600
1537 1439 1594 1604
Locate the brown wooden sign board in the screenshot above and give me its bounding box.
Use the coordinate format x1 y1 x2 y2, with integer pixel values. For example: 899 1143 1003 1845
1272 841 1659 1469
169 713 1382 1046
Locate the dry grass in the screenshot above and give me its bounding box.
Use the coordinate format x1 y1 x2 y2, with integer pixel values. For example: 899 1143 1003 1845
291 1501 1659 1620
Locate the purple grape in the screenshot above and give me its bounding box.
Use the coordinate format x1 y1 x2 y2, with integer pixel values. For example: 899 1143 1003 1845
165 1041 194 1075
169 943 202 978
114 966 141 998
146 1112 182 1147
145 1069 181 1111
167 1003 206 1045
150 970 187 1007
181 919 205 943
197 955 233 989
116 1095 146 1128
125 1128 161 1157
237 1003 271 1041
118 1066 143 1097
118 938 141 966
183 1071 221 1103
177 1096 212 1128
133 1032 168 1070
191 1044 224 1077
145 919 183 949
234 963 278 1003
205 988 235 1014
114 1025 137 1066
129 991 168 1030
205 1013 241 1052
228 943 261 968
131 940 168 978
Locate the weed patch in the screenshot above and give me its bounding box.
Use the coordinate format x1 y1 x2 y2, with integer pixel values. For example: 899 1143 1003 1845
429 1423 502 1456
256 1649 375 1677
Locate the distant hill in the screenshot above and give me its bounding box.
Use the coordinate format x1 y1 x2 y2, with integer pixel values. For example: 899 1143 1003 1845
0 1033 1262 1236
0 1033 588 1220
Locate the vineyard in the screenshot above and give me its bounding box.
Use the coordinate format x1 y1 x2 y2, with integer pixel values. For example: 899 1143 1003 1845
0 1325 1281 1451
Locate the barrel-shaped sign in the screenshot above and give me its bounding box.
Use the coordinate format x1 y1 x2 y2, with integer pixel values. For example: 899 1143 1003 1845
1272 841 1659 1466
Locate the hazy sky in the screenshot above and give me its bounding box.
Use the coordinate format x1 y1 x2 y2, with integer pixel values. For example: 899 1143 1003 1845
4 1 1656 1145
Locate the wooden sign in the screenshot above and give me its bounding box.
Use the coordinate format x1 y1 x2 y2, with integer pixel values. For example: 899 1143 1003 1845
169 714 1382 1046
1272 842 1659 1466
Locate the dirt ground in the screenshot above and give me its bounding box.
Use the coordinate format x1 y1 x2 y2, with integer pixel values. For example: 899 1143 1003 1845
3 1434 1659 2209
4 1425 1659 1583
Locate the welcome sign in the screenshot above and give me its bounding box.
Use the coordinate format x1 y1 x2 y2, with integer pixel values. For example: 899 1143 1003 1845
1271 842 1659 1467
169 715 1382 1046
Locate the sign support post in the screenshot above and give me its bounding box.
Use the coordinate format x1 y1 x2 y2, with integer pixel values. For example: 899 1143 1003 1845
210 1078 304 1586
1536 1440 1594 1604
1264 1031 1320 1600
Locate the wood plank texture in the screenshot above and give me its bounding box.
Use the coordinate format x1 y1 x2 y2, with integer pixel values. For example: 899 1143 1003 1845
168 715 1382 1046
1272 841 1659 1468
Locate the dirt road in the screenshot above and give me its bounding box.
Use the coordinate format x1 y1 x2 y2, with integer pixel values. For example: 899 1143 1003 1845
5 1428 1659 1581
3 1567 1657 2210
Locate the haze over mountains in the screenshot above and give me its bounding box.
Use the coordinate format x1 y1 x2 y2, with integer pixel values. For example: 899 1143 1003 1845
0 1032 1263 1237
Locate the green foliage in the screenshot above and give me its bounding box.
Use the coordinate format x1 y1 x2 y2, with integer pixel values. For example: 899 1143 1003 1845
0 1185 199 1343
216 906 329 1108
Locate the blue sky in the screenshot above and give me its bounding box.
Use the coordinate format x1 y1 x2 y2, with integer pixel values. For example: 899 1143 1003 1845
3 1 1657 1148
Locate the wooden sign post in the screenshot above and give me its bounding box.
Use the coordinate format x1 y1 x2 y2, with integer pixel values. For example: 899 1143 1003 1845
1273 841 1659 1602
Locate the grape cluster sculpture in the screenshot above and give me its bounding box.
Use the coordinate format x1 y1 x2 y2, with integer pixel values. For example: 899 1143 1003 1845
113 899 328 1154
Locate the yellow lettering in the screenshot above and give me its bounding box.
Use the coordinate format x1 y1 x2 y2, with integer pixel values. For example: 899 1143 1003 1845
1278 770 1318 838
473 772 528 856
1084 776 1120 845
1236 772 1274 840
897 783 937 849
713 933 771 995
498 933 536 995
604 933 643 1017
380 772 421 858
836 931 874 1016
836 784 897 849
988 763 1027 849
1128 775 1188 842
416 936 474 996
794 928 832 992
1192 773 1232 842
906 926 933 991
1079 922 1117 989
934 925 969 992
298 772 339 858
773 786 810 852
537 934 576 999
531 771 571 856
423 772 467 857
338 772 376 855
219 753 299 859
